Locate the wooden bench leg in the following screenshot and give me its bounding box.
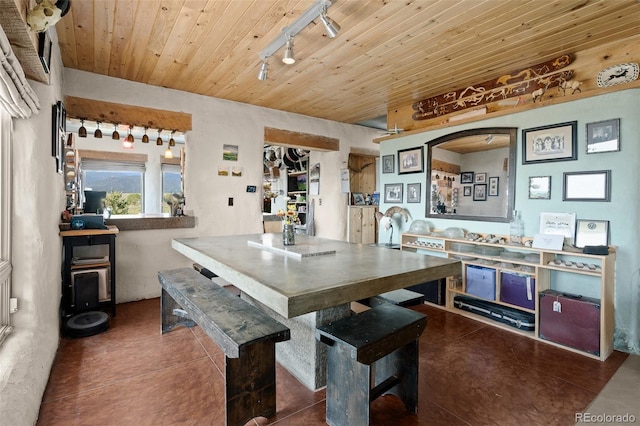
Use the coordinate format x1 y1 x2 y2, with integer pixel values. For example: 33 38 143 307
225 339 278 426
374 338 419 413
325 343 371 426
161 288 195 334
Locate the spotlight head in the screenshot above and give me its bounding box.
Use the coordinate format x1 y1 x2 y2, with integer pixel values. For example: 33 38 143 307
282 38 295 65
258 61 269 80
320 13 340 38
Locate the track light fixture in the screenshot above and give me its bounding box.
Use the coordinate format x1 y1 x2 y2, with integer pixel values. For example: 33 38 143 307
112 123 120 140
257 0 337 80
282 37 295 65
320 7 340 38
142 127 149 143
258 61 269 80
156 129 164 146
169 130 176 147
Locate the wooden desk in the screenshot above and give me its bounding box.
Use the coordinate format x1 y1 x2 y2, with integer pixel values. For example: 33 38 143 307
172 233 460 390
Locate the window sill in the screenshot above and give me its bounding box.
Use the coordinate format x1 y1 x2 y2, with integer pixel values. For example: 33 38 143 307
105 214 195 231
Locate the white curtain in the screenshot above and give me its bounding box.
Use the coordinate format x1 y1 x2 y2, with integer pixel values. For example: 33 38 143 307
0 25 40 119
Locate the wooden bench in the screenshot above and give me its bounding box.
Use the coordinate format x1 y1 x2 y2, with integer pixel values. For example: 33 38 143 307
317 303 427 425
158 268 290 426
368 288 425 307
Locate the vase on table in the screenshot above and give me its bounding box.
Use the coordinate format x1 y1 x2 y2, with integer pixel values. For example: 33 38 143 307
283 223 295 246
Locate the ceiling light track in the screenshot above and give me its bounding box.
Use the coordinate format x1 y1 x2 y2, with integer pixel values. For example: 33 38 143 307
257 0 339 80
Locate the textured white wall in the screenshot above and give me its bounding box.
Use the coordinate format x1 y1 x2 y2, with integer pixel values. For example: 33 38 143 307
0 32 66 425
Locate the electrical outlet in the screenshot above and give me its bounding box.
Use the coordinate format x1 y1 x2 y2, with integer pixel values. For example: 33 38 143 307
319 198 322 206
228 197 233 206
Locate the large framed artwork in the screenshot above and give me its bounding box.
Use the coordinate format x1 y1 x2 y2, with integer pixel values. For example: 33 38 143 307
522 121 577 164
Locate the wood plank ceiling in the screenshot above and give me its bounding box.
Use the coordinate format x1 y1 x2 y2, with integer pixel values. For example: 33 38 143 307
56 0 640 128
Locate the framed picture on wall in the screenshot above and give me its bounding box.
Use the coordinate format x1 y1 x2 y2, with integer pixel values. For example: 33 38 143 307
488 177 499 196
407 183 421 203
522 121 577 164
463 186 472 196
397 146 424 174
475 172 487 183
563 170 611 202
384 183 403 203
528 176 551 199
586 118 620 154
382 155 394 173
51 101 65 174
473 184 487 201
460 171 474 183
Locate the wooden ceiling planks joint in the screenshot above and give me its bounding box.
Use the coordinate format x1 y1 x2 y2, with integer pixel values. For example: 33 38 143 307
264 127 339 152
52 0 640 129
64 96 192 133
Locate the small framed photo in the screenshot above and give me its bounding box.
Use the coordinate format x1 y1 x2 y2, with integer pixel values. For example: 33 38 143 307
222 144 238 161
382 155 395 173
488 177 499 196
586 118 620 154
473 184 487 201
563 170 611 202
460 172 474 184
475 172 487 183
528 176 551 199
397 146 424 175
463 186 472 196
407 183 421 203
352 192 365 205
38 31 52 74
522 121 577 164
575 219 609 248
384 183 403 203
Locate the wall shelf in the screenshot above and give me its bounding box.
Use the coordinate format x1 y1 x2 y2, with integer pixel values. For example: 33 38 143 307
401 231 616 361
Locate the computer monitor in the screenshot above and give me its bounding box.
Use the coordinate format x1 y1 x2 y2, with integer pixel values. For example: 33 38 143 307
83 191 107 213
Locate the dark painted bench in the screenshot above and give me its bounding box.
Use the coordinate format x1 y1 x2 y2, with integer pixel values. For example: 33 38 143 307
317 303 427 426
367 288 425 307
158 268 290 426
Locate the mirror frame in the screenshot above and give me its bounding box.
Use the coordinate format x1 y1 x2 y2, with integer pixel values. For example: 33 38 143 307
425 127 517 223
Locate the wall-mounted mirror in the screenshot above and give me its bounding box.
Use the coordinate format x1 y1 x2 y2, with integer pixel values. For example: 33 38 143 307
425 127 517 223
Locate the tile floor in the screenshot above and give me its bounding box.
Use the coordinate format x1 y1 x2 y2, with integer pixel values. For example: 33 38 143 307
37 298 631 425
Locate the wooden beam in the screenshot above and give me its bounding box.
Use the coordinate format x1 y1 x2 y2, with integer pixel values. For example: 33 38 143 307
77 149 147 163
264 127 339 151
64 96 192 132
432 159 460 175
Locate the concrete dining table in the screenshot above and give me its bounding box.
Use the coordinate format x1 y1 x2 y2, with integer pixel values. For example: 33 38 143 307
172 233 461 390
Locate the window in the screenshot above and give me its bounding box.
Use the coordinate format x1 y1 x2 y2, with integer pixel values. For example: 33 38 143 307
81 159 145 214
0 107 13 345
162 163 181 213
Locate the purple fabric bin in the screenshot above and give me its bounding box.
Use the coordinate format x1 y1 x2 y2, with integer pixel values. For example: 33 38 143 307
465 265 496 300
500 272 535 310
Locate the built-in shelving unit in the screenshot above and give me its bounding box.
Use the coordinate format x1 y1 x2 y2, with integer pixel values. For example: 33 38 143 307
401 232 615 361
287 159 308 234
